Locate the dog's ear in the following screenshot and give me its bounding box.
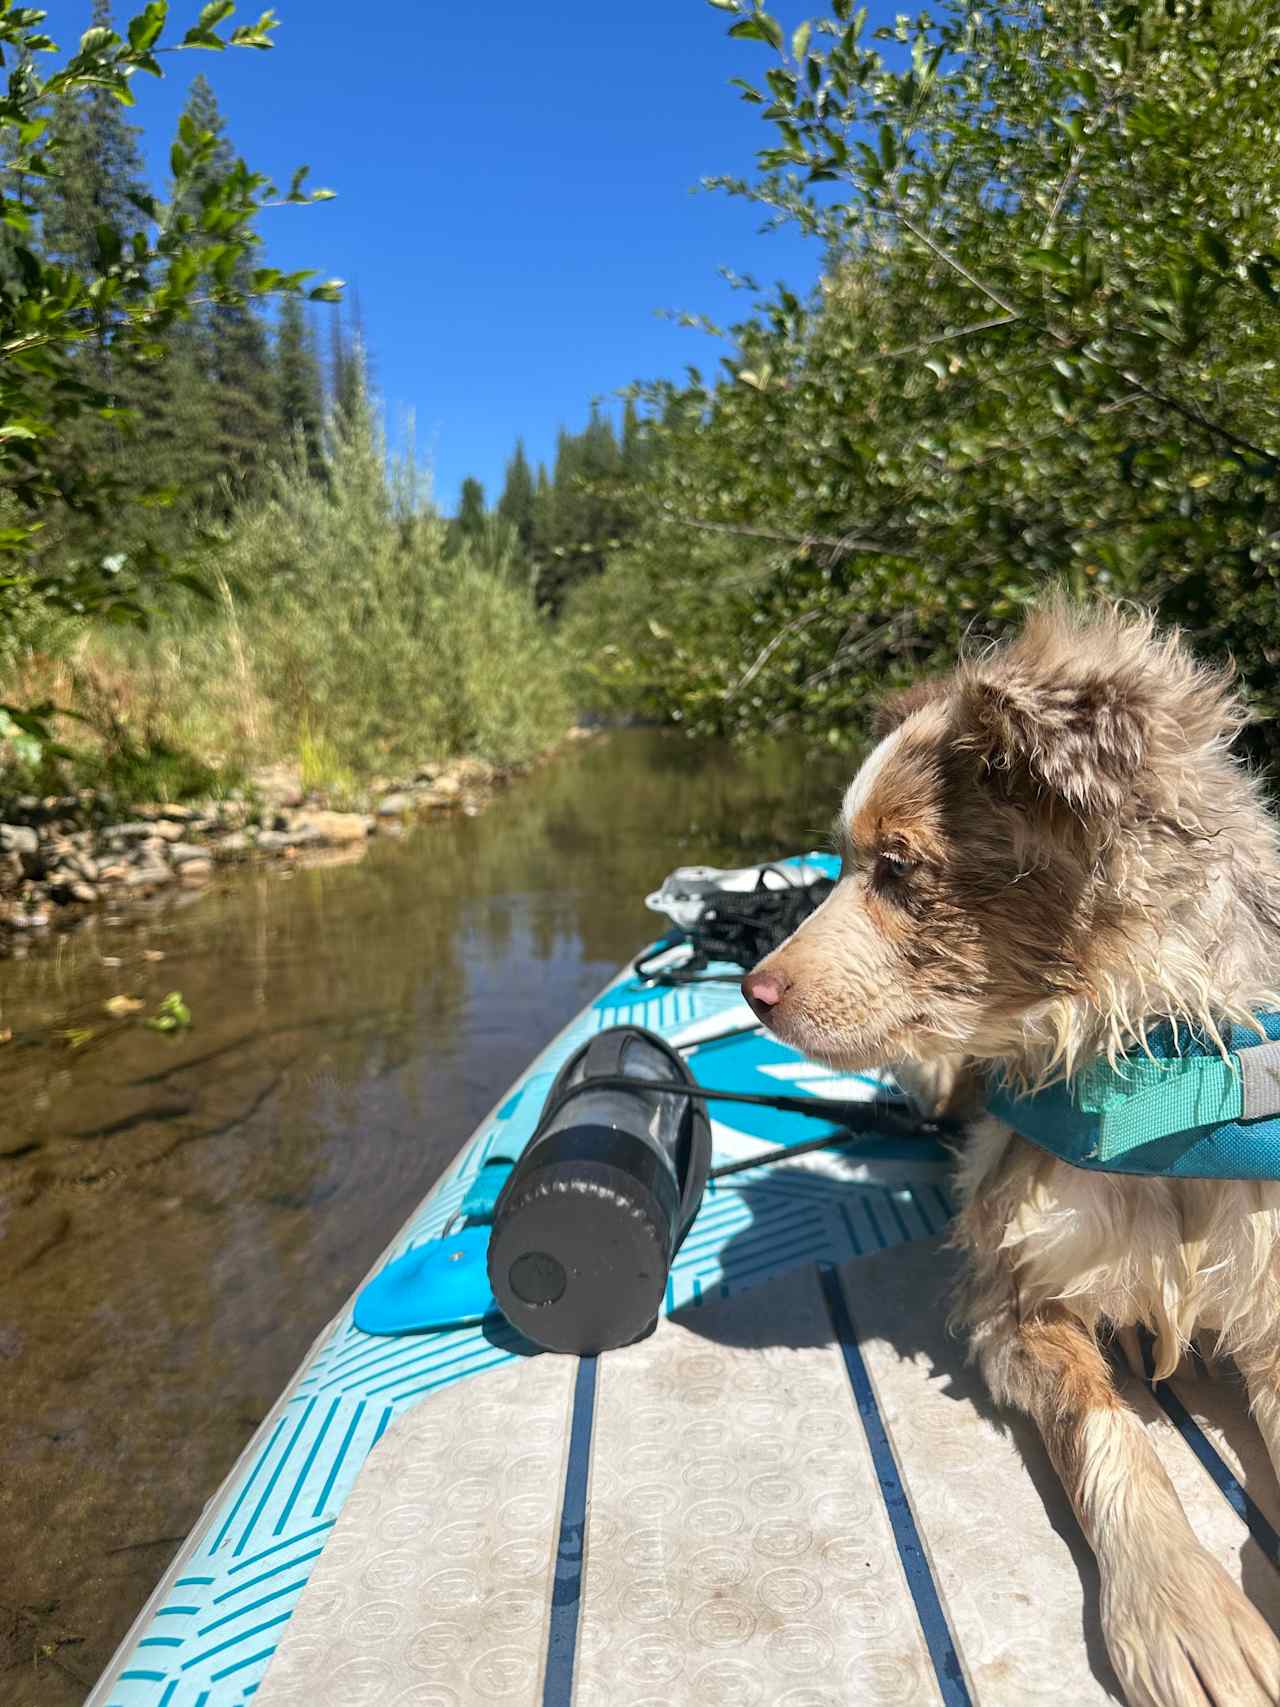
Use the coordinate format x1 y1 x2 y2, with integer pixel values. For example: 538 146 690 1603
872 677 946 742
957 643 1152 816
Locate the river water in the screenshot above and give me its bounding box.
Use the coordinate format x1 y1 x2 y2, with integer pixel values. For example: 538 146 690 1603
0 729 852 1703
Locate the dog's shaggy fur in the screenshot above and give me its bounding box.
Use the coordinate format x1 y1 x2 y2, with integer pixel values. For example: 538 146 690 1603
745 602 1280 1706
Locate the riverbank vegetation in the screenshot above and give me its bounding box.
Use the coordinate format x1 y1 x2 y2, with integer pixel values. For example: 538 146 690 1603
0 1 570 808
557 0 1280 751
40 392 572 799
4 0 1279 812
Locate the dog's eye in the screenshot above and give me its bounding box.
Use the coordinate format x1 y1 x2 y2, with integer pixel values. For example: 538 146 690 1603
873 851 916 885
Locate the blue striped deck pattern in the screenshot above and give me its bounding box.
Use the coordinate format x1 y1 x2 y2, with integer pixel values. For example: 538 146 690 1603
96 940 953 1707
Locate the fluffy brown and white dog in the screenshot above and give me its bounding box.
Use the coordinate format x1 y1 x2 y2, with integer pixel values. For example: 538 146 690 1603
742 601 1280 1707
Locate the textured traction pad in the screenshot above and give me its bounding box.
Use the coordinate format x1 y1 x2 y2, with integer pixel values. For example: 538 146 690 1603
255 1242 1280 1706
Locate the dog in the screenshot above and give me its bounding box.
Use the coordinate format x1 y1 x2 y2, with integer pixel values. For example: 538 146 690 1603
742 601 1280 1707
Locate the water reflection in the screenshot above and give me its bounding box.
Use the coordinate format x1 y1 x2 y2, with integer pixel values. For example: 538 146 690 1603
0 729 854 1703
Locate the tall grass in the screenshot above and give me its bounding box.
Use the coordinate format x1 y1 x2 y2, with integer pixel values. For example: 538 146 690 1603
19 403 573 796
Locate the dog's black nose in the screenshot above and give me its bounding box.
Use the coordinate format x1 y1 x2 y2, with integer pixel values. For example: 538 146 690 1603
742 969 790 1023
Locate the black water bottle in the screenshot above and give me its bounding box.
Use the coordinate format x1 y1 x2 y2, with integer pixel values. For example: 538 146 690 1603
487 1025 712 1354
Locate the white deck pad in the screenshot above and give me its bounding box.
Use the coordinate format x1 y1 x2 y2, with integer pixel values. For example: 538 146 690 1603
256 1241 1280 1706
255 1348 578 1707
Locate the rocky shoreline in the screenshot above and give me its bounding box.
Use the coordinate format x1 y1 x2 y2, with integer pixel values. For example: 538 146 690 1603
0 748 564 951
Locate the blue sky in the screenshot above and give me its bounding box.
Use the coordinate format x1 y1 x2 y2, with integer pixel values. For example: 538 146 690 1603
50 0 846 512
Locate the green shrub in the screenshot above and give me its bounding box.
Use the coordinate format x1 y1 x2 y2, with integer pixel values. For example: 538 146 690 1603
80 400 572 790
572 0 1280 745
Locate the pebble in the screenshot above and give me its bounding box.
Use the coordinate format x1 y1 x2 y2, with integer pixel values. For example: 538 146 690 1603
178 858 213 884
0 824 38 858
9 908 49 929
284 810 371 847
124 864 174 889
141 803 199 822
44 873 98 906
377 792 413 816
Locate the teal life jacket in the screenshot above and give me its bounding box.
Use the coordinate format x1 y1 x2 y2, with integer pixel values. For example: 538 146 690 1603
986 1011 1280 1179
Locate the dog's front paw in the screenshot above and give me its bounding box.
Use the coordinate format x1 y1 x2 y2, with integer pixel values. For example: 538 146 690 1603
1102 1545 1280 1706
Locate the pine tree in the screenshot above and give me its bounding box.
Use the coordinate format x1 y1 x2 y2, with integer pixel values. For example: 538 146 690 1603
497 439 536 551
532 411 622 613
36 1 149 275
329 302 368 426
26 2 164 566
578 405 620 485
276 295 326 480
446 476 487 556
621 397 646 475
169 74 279 505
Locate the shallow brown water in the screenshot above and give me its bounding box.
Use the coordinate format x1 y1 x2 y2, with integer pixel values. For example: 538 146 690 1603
0 729 853 1703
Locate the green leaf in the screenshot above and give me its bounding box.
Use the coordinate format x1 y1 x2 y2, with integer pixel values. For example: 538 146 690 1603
729 12 783 50
197 0 234 25
228 8 277 47
1197 231 1230 270
145 991 192 1034
707 0 741 9
95 222 123 268
78 24 117 54
307 279 344 302
1247 260 1278 306
1022 247 1073 278
127 1 165 52
792 20 811 61
12 245 42 290
758 11 784 51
